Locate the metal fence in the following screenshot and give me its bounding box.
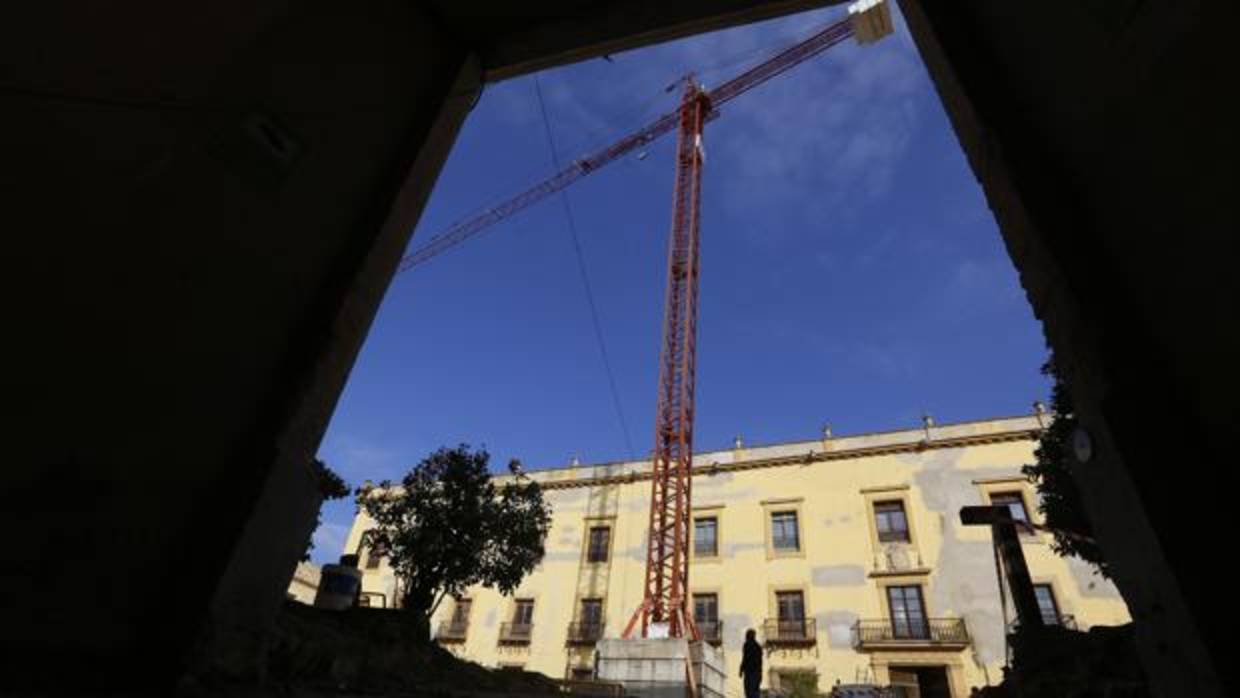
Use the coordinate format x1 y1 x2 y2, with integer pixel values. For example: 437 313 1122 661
763 618 817 645
697 619 722 644
1007 613 1078 633
852 618 969 647
499 621 534 644
566 622 605 645
435 620 468 642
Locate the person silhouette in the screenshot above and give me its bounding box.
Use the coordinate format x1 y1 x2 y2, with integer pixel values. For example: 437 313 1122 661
739 628 763 698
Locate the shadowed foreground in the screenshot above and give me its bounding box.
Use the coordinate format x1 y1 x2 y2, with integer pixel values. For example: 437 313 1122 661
183 602 567 697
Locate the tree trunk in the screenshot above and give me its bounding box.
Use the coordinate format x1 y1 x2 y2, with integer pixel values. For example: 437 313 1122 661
402 587 434 640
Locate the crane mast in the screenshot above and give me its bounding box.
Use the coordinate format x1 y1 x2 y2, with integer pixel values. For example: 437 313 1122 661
397 0 893 642
628 79 709 640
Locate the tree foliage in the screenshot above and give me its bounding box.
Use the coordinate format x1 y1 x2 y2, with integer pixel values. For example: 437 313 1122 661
303 458 351 561
358 445 552 627
1021 357 1111 578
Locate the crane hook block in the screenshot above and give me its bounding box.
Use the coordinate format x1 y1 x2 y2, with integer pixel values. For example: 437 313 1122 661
848 0 894 45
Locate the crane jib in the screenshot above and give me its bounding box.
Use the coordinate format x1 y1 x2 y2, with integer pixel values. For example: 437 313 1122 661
397 14 859 271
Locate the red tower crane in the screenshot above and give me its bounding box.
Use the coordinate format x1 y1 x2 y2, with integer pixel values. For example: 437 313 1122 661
628 77 709 641
399 1 893 640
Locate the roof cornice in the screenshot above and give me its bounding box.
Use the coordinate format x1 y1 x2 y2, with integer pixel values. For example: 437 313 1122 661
536 427 1041 491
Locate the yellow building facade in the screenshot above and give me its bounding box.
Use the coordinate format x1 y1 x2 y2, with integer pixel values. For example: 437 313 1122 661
286 561 321 605
344 415 1130 696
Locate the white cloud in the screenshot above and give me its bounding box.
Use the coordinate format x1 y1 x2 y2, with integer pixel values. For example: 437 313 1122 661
322 434 405 482
939 255 1026 321
311 521 350 563
851 225 900 268
501 2 928 239
844 339 923 380
707 8 925 221
788 326 923 382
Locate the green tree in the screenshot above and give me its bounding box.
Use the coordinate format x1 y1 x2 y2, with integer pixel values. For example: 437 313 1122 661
358 445 552 632
1021 357 1111 578
303 458 351 561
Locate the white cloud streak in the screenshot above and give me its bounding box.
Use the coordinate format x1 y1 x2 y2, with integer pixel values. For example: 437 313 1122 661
311 521 350 563
487 3 927 231
321 434 405 483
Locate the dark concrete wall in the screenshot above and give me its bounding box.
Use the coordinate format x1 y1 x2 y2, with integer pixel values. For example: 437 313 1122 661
899 1 1236 696
2 1 477 689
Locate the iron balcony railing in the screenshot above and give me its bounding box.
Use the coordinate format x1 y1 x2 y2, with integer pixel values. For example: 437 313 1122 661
566 622 605 645
852 618 970 648
436 620 468 642
763 618 817 645
499 622 534 644
1007 613 1078 633
697 619 722 645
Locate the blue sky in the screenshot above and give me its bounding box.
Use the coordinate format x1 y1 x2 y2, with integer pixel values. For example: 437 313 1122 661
310 3 1049 563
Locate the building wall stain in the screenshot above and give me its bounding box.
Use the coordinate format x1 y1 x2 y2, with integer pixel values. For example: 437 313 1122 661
812 565 867 587
820 610 861 650
915 454 1015 666
345 416 1130 691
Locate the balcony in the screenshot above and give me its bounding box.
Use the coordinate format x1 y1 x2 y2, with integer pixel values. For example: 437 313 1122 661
696 620 722 645
1008 613 1078 633
852 618 970 650
436 620 468 643
499 622 534 645
566 622 605 645
763 618 817 646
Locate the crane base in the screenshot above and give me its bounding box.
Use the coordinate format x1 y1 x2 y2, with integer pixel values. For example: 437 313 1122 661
596 638 726 698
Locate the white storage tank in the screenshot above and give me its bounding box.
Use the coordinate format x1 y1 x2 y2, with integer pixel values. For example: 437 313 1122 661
313 554 363 610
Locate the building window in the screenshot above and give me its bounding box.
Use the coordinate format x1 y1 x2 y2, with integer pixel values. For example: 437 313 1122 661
500 599 535 643
451 598 471 627
693 593 719 624
874 500 910 543
438 597 471 641
693 593 720 641
586 526 610 563
364 536 385 569
887 585 928 639
776 590 806 638
694 517 718 556
1034 584 1062 626
580 598 604 628
513 599 535 626
990 491 1031 524
569 598 604 644
771 511 800 551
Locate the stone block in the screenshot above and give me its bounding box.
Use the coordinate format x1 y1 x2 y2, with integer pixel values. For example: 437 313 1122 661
596 638 726 698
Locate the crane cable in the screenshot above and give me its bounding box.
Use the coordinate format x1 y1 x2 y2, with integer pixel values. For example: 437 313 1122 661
533 75 637 461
